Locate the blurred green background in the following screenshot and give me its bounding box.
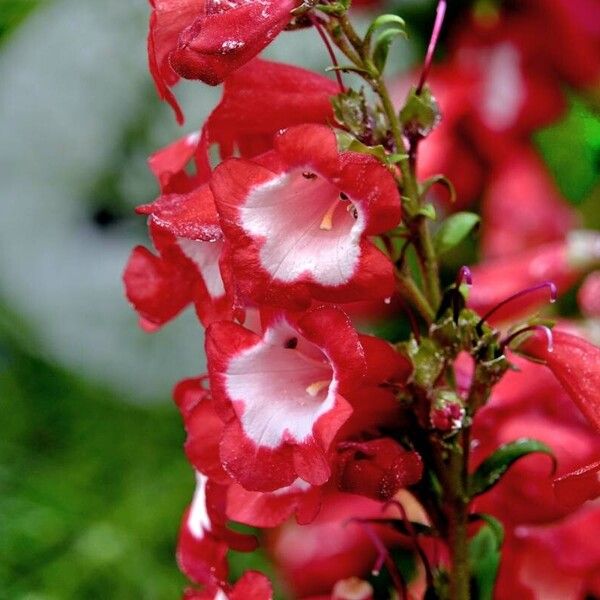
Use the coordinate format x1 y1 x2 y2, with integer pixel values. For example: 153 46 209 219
0 1 598 599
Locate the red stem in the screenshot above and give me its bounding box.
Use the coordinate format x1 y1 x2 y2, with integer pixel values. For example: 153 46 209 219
310 15 346 93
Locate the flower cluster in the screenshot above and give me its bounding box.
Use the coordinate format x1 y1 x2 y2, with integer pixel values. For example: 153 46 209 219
125 1 600 598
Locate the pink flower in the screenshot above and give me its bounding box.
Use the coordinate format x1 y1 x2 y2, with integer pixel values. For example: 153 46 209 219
210 125 401 309
481 148 577 259
205 307 364 491
578 271 600 317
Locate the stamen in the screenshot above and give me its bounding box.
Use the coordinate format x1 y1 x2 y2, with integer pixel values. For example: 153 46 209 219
456 265 473 288
501 324 554 354
477 281 558 330
302 171 317 180
320 198 342 231
306 380 330 396
347 520 408 599
417 0 447 95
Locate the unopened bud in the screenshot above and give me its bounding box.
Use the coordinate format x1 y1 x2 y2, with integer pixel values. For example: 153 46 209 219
430 390 465 431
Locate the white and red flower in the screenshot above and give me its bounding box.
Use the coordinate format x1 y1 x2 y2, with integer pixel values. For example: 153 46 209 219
210 125 401 309
123 220 231 329
206 307 365 491
177 473 258 586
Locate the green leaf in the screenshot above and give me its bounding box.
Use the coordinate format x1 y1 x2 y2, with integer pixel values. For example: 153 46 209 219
469 523 501 600
365 13 406 49
469 439 556 498
373 27 406 74
469 513 505 548
433 212 480 256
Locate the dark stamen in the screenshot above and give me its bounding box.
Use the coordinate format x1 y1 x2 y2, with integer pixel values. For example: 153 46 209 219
339 192 349 200
302 171 317 180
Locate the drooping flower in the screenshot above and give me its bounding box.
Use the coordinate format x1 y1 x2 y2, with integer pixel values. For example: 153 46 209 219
206 307 365 491
519 329 600 430
210 124 401 309
170 0 297 86
147 0 203 123
205 58 338 159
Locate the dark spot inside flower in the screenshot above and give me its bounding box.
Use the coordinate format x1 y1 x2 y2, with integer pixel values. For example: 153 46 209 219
339 192 349 200
284 337 298 349
302 171 317 180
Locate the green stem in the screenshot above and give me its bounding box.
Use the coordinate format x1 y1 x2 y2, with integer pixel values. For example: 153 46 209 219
395 271 435 324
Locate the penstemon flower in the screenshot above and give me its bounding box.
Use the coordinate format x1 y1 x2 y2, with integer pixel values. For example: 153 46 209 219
125 0 600 598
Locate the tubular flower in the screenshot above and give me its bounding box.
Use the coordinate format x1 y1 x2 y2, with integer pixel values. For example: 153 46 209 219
519 329 600 431
206 307 365 491
170 0 297 86
123 221 231 329
210 125 401 308
147 0 204 123
177 473 258 586
205 58 338 159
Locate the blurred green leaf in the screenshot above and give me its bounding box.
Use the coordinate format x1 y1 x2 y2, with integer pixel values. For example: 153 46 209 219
535 95 600 205
0 0 44 44
433 212 480 256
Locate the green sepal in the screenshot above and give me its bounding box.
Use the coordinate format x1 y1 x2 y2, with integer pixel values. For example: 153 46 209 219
399 85 441 138
433 212 480 256
418 203 437 220
468 513 505 547
469 438 557 498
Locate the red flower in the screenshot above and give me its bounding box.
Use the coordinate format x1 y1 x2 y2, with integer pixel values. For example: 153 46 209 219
468 231 600 323
170 0 297 86
184 570 273 600
481 148 577 259
147 0 204 124
578 271 600 317
206 59 338 159
337 438 423 501
520 329 600 431
123 222 231 329
206 307 365 491
177 473 257 586
210 125 401 309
